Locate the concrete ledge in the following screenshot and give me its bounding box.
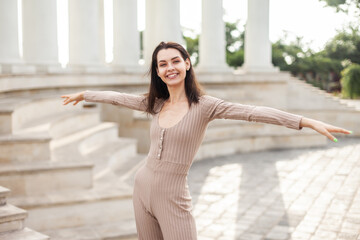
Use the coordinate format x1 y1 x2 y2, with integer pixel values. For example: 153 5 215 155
0 204 27 233
0 187 10 207
0 161 93 197
0 135 51 163
43 220 136 240
9 184 133 231
0 227 49 240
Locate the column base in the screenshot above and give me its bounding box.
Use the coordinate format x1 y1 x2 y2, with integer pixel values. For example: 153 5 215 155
240 64 280 73
195 64 233 73
111 64 146 74
66 64 113 74
0 63 36 75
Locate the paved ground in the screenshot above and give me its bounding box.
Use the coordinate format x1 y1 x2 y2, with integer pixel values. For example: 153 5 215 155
188 137 360 240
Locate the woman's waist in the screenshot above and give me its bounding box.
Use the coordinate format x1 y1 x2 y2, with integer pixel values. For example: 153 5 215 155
145 156 191 175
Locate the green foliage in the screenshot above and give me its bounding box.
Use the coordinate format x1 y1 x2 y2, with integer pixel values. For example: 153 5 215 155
324 25 360 64
318 0 360 13
225 21 245 68
183 35 199 66
341 63 360 98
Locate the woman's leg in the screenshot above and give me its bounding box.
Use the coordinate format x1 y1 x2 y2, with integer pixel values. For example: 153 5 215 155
133 196 164 240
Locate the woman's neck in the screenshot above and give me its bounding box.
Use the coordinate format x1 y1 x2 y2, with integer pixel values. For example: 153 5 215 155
166 84 187 104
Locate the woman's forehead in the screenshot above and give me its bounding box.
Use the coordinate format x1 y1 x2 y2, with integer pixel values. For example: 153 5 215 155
157 48 182 62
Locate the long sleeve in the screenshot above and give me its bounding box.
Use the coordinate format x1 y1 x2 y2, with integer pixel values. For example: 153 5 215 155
83 90 147 112
200 95 303 130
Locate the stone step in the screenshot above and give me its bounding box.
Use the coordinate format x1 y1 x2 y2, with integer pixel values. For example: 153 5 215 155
0 204 27 233
0 161 93 197
18 109 101 139
287 78 351 110
94 153 146 188
42 219 137 240
8 183 134 231
0 227 49 240
115 154 147 187
0 95 84 134
196 129 326 161
0 187 10 206
0 133 51 163
51 122 120 161
88 139 138 180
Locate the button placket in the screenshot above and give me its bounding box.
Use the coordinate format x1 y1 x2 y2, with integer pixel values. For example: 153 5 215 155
157 129 165 159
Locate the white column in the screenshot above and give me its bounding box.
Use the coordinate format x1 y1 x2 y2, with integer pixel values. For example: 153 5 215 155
68 0 107 72
112 0 142 72
22 0 61 73
0 0 33 74
144 0 182 64
243 0 278 72
0 0 21 64
196 0 230 73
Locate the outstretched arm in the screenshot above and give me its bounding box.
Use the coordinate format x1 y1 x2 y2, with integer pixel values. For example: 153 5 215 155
201 95 352 141
300 117 351 142
61 90 148 112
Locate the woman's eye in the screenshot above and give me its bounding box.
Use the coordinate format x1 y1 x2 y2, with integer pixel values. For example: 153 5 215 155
159 64 166 67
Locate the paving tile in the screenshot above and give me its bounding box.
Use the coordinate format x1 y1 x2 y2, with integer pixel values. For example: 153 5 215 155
186 138 360 240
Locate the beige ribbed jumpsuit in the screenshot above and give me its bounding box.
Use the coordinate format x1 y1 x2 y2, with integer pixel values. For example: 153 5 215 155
84 91 303 240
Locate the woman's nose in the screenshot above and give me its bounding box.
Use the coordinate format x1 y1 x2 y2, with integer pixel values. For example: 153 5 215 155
167 63 175 70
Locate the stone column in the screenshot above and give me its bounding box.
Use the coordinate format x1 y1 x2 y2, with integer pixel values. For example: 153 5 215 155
144 0 183 64
68 0 107 73
196 0 230 73
243 0 278 72
112 0 142 72
22 0 61 73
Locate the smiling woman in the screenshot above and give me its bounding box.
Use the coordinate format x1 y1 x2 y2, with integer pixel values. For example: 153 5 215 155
61 41 351 240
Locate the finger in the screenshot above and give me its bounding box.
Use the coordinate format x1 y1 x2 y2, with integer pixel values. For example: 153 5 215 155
323 130 337 142
328 126 352 134
61 95 68 98
73 101 79 106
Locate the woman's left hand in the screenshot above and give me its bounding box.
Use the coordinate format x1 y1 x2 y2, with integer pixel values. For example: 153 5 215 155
300 117 352 142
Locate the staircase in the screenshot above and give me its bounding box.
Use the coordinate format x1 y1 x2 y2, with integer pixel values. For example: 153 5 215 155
287 76 360 134
0 186 49 240
0 93 144 239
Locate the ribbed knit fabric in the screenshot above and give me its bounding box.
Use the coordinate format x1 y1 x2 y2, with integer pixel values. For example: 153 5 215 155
84 90 303 240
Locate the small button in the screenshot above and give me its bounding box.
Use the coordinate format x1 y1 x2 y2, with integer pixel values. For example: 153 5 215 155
158 154 161 157
160 137 163 140
159 145 162 149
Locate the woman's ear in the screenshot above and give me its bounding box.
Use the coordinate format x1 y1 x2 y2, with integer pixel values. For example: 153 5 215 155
185 58 191 71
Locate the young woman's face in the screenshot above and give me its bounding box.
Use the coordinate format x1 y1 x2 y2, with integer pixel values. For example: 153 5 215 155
156 48 190 88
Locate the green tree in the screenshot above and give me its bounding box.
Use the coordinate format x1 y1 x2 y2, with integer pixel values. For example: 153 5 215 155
341 63 360 98
318 0 360 13
183 35 200 66
323 25 360 64
225 21 244 68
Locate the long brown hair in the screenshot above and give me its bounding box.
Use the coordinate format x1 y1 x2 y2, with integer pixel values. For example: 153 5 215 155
145 41 203 115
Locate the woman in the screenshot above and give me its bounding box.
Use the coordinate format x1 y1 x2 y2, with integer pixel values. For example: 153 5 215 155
62 41 351 240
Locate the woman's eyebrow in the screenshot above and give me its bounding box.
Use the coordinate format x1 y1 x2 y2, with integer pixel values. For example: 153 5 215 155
158 56 181 63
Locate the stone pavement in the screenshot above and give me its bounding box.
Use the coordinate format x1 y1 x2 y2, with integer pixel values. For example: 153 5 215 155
188 137 360 240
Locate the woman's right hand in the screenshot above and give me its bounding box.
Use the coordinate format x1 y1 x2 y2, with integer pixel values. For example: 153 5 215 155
61 91 86 105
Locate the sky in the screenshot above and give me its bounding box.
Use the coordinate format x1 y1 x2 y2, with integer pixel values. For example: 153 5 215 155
138 0 355 51
57 0 356 64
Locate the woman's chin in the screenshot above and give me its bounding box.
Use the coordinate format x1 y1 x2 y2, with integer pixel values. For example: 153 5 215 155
165 79 184 88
